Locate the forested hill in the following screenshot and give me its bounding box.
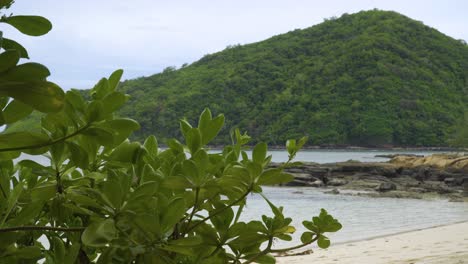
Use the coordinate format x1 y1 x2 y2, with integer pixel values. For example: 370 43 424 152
73 10 468 146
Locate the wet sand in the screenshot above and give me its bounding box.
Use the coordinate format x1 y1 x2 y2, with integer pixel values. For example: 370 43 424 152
277 221 468 264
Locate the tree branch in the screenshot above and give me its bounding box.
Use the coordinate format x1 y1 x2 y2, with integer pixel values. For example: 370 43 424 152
0 225 85 233
0 124 90 152
185 187 251 233
242 237 273 264
270 236 319 253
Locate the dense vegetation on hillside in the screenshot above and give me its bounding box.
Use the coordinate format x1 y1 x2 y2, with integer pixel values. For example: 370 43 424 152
11 10 468 147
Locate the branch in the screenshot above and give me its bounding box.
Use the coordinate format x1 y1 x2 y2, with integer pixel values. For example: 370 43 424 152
242 237 273 264
0 124 90 152
270 236 319 253
182 187 200 235
0 225 85 233
185 187 252 233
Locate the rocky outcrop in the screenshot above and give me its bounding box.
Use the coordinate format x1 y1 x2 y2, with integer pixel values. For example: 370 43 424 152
274 154 468 201
376 182 397 192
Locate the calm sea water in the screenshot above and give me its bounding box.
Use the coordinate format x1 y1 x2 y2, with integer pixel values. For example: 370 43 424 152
20 149 467 247
243 149 452 163
24 149 451 164
242 187 468 248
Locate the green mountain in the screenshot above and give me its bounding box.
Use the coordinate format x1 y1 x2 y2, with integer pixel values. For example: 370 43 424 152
12 10 468 147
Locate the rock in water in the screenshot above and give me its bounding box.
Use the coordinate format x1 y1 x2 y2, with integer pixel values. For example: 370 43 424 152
376 182 397 192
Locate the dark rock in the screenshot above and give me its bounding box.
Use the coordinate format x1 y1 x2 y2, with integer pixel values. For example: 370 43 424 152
449 197 464 202
290 173 318 182
327 178 348 186
376 182 397 192
287 168 308 173
285 180 311 187
356 174 389 182
375 154 423 158
310 180 324 187
325 188 340 194
306 168 330 177
444 177 456 186
408 187 427 193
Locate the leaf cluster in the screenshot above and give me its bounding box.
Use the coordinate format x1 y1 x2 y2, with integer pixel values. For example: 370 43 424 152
0 4 341 264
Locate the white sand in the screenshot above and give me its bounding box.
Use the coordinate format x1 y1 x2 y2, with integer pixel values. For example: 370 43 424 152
277 221 468 264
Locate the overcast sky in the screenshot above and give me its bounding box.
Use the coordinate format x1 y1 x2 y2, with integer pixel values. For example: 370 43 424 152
3 0 467 89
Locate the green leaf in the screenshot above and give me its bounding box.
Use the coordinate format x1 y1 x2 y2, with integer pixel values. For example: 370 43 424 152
14 246 42 259
0 62 50 81
167 138 184 153
128 181 158 201
0 49 19 72
182 160 200 185
100 118 140 145
180 119 192 139
64 243 81 264
163 176 192 189
316 209 342 233
186 127 201 153
101 92 128 115
81 219 117 247
91 78 110 99
30 183 56 201
303 209 342 234
252 253 275 264
101 178 124 210
161 197 186 232
297 136 308 149
67 142 89 169
198 108 225 145
6 201 44 226
0 182 23 226
252 142 267 165
0 150 19 161
52 237 65 263
0 80 64 112
161 244 196 256
317 235 331 249
0 131 49 150
82 127 114 147
3 15 52 36
259 193 283 220
86 100 105 122
143 135 158 157
1 38 29 58
66 191 102 209
302 220 319 233
108 69 123 91
108 141 141 163
300 231 314 244
169 236 202 246
257 170 294 185
286 139 296 156
2 99 33 124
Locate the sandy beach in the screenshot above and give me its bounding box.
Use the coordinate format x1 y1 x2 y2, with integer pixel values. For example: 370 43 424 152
277 221 468 264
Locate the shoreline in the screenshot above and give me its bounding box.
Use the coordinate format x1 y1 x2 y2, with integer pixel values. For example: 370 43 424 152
331 220 468 246
277 221 468 264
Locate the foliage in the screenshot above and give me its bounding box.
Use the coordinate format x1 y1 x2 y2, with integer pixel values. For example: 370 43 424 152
0 3 341 263
109 10 467 147
449 112 468 149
